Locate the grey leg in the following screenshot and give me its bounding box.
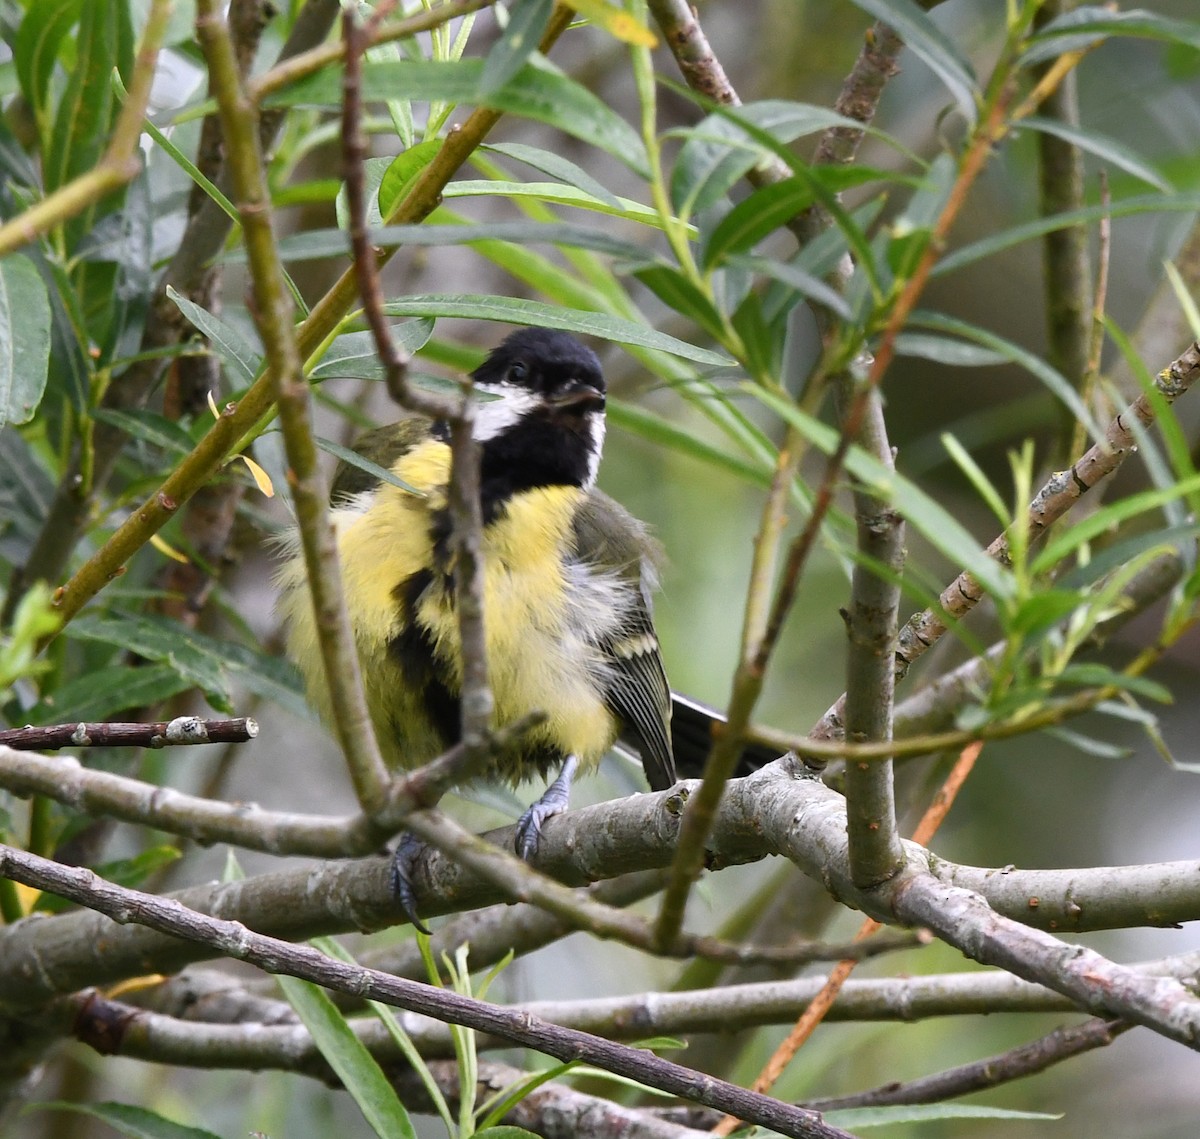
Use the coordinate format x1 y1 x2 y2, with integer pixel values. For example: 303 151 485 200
514 755 578 860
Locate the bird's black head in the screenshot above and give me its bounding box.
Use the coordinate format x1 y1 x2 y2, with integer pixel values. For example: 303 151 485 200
468 328 608 515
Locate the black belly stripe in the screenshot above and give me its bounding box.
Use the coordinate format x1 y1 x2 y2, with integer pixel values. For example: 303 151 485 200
388 568 461 748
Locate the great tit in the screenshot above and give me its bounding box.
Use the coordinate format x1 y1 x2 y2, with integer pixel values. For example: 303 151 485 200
277 328 678 904
277 327 781 921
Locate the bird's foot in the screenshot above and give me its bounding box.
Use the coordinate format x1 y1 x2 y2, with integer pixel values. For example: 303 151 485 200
390 831 432 935
515 755 579 860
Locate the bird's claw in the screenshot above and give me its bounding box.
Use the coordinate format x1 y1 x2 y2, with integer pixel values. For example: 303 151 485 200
390 832 432 935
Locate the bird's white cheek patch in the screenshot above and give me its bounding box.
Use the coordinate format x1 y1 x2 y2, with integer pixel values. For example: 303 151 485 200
472 382 541 441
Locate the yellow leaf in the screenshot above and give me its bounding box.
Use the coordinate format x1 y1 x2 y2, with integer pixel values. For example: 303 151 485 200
150 533 190 564
239 454 275 498
207 389 221 420
13 882 40 913
564 0 658 47
107 974 168 999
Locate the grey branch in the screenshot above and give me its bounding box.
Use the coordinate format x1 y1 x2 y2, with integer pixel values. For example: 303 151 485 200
0 843 851 1139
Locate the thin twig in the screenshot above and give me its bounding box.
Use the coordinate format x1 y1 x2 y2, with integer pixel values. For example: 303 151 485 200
3 0 343 626
45 4 574 637
0 717 257 751
810 341 1200 746
0 717 541 859
1071 172 1112 458
805 1017 1131 1111
838 382 905 889
0 0 173 256
197 0 391 813
715 741 984 1132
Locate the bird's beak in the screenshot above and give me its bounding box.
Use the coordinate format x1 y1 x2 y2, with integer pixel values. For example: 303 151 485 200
549 379 606 414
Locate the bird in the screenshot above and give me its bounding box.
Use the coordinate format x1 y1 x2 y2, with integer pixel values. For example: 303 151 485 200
276 327 683 923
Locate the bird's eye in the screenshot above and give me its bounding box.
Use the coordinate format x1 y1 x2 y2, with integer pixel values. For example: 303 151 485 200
508 361 528 383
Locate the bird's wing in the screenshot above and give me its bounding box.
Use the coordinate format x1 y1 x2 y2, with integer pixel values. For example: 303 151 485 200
329 419 432 502
572 491 676 791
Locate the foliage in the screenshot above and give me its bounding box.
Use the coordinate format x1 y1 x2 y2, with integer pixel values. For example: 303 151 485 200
2 0 1200 1136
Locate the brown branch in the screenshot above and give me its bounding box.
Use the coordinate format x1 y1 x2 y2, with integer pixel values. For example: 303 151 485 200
806 1017 1131 1111
0 717 257 751
1036 0 1092 464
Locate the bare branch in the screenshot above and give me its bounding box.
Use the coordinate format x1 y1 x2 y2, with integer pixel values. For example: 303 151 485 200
0 717 257 751
0 843 853 1139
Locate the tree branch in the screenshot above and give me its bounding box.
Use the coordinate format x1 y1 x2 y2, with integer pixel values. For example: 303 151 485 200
0 844 853 1139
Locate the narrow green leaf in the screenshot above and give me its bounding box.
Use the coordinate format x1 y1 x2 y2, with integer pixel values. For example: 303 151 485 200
1020 116 1172 191
262 222 655 264
909 310 1105 442
277 974 418 1139
335 155 391 230
1032 476 1200 574
940 433 1010 523
68 613 233 712
29 1101 222 1139
443 179 681 230
1057 664 1172 703
13 0 82 125
827 1103 1061 1128
1005 589 1086 637
894 332 1008 367
846 0 979 123
747 385 1015 600
309 321 436 381
218 638 315 721
125 80 239 222
0 253 52 426
380 295 733 364
166 287 263 387
91 408 197 455
935 192 1200 277
366 33 415 150
312 936 456 1133
1056 524 1197 591
377 139 443 218
482 141 623 208
695 103 883 294
670 100 864 215
730 254 852 320
1044 726 1132 760
634 265 726 339
31 663 193 723
702 178 814 270
269 58 649 177
609 400 771 486
44 0 121 193
480 0 554 96
1022 7 1200 66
